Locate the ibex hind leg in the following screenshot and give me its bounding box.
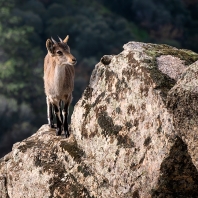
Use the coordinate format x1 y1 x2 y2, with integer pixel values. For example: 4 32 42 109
47 97 55 128
53 103 62 136
59 100 63 124
63 102 70 138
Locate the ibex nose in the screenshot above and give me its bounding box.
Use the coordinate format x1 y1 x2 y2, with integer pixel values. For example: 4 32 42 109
72 58 77 65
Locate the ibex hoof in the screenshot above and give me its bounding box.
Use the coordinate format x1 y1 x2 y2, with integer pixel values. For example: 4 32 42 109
64 130 70 138
48 123 55 129
56 128 62 136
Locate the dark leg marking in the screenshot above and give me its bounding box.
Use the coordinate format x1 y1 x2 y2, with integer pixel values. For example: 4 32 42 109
53 104 62 136
59 101 63 124
63 102 70 138
49 103 55 128
47 97 54 128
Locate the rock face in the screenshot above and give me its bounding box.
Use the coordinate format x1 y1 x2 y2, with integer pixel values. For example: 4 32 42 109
1 42 198 198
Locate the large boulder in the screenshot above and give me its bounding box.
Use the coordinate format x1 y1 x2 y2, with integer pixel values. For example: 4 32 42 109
1 42 198 198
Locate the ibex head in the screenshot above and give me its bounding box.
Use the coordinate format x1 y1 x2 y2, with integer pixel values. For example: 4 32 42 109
46 35 77 66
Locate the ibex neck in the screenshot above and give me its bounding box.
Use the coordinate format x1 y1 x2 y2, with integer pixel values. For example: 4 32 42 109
53 64 74 97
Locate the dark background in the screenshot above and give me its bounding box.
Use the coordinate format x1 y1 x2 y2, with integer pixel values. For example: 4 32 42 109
0 0 198 158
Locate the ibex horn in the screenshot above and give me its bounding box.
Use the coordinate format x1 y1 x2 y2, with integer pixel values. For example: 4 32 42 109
58 35 63 43
51 37 57 44
63 35 69 43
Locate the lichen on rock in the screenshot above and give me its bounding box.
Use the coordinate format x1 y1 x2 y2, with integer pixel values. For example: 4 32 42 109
1 42 198 197
71 41 198 197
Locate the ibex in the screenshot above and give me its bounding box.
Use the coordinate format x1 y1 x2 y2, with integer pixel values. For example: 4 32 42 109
44 35 76 138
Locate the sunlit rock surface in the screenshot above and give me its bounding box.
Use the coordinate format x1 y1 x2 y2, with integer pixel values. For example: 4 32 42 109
1 42 198 198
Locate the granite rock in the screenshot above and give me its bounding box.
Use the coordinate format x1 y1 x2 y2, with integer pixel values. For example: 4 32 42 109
1 42 198 198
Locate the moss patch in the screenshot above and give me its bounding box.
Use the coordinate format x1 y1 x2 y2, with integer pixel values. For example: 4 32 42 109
125 122 133 130
17 140 37 153
81 92 106 139
83 86 93 101
105 69 115 83
97 111 136 148
77 163 92 177
142 44 195 99
115 77 128 92
92 92 105 107
144 44 198 66
83 104 92 119
59 140 85 163
143 44 198 98
49 173 94 198
127 52 140 66
100 178 109 188
144 136 151 147
122 68 134 81
33 147 61 174
48 164 65 197
83 92 105 116
115 107 121 114
142 44 198 101
81 124 88 139
97 111 122 137
105 69 117 92
117 135 135 148
127 104 136 115
132 190 140 198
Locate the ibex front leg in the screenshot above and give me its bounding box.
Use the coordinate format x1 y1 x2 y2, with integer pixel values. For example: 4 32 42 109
63 102 70 138
47 97 54 128
53 103 62 136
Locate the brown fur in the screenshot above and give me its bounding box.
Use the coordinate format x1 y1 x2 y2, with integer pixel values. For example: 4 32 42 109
44 38 76 104
43 36 76 137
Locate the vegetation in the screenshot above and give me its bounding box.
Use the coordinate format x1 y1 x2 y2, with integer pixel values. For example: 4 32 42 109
0 0 197 157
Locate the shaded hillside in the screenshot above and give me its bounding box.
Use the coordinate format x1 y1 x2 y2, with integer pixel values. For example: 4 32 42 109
0 0 198 157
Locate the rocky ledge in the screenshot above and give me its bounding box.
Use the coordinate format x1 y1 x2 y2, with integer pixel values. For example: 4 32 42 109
1 42 198 198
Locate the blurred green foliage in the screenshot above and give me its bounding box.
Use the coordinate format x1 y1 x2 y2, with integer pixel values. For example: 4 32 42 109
0 0 197 157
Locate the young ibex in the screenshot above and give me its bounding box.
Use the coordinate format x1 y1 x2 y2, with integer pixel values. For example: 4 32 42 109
44 35 76 137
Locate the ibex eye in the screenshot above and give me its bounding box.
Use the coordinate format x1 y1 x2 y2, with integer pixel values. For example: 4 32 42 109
57 51 63 55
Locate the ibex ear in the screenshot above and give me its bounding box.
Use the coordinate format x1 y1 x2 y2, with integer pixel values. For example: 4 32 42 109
46 39 54 54
63 35 69 43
